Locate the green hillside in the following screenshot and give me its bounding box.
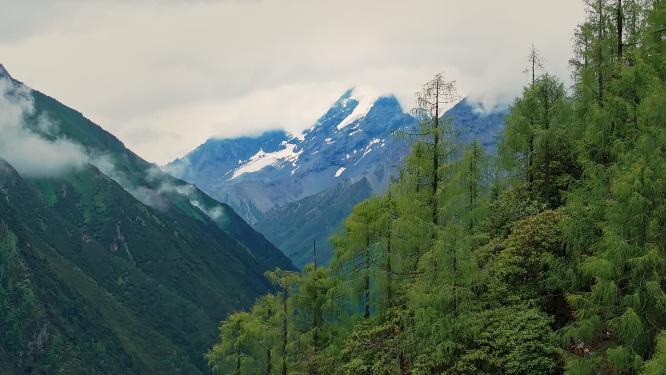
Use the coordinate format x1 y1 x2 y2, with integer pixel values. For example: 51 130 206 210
0 73 294 373
27 85 294 272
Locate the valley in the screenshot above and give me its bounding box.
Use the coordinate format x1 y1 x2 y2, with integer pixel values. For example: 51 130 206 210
168 91 506 267
1 1 665 374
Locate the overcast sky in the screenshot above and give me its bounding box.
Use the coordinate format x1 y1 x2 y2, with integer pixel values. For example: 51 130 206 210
0 0 585 164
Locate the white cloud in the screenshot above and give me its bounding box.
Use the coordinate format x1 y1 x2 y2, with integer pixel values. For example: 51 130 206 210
0 78 88 177
0 0 585 164
155 176 225 219
91 154 224 219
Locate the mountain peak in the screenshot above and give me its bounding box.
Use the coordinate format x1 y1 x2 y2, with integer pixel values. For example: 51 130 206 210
336 87 355 102
336 87 383 130
335 87 381 105
0 64 12 79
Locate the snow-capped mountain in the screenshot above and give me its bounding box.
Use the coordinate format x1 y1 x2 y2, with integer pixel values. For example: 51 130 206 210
166 88 507 267
167 88 414 224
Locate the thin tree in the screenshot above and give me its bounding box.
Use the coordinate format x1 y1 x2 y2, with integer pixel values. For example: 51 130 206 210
411 73 459 226
386 187 395 306
617 0 624 58
587 0 608 103
523 45 544 185
266 270 299 375
524 44 544 86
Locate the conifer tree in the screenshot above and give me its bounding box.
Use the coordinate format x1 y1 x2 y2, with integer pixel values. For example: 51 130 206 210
207 312 256 375
265 269 300 375
332 198 387 320
290 264 337 374
560 2 666 372
410 73 459 226
500 73 576 208
204 4 666 373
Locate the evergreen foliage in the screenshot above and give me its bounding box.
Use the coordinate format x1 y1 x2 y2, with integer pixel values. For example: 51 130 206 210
207 0 666 373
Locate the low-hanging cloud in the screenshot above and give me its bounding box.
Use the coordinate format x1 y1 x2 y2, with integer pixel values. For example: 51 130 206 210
0 78 88 177
155 176 224 220
0 0 586 164
89 154 169 209
0 72 224 220
91 154 223 220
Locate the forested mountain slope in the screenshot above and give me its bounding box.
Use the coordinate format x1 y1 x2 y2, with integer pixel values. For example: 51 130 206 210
19 69 294 272
207 1 666 374
0 67 293 374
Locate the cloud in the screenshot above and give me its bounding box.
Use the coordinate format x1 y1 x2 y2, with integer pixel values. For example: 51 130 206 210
0 73 223 219
0 78 88 177
91 155 223 220
0 0 586 164
0 2 66 42
89 154 169 209
155 177 224 220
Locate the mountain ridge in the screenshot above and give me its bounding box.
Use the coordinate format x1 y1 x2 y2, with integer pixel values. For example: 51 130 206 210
0 66 294 373
167 88 508 267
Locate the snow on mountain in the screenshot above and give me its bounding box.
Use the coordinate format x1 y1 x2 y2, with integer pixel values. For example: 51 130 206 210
231 142 302 179
166 88 411 223
166 89 508 266
336 87 378 130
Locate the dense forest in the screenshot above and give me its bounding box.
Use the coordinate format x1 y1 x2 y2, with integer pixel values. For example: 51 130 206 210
207 1 666 374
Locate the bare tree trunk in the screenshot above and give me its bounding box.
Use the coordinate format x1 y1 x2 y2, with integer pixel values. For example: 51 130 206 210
266 307 273 375
432 81 440 226
235 345 241 375
397 318 410 375
453 244 458 316
387 220 393 305
528 133 534 186
597 0 605 104
542 85 552 207
312 240 319 350
617 0 623 59
469 144 478 211
266 347 272 375
530 45 539 85
313 298 319 351
364 235 371 319
400 349 410 375
282 289 288 375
